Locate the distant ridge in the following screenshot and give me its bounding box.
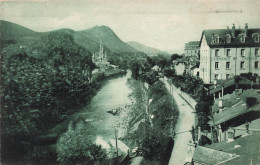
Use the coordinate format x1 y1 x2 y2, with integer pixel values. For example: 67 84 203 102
0 20 36 40
127 41 170 57
0 20 140 54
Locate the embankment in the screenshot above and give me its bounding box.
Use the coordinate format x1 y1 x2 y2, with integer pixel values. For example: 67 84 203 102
119 78 179 164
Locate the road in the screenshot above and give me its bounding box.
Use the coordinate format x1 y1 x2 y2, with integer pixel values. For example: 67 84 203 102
161 77 196 165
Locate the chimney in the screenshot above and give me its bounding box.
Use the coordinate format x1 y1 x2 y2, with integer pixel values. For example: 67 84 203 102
245 122 250 135
219 99 223 112
232 24 236 38
227 127 235 142
245 23 248 37
256 77 260 84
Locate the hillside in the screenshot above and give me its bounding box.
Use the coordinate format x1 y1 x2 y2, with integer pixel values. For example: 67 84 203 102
76 26 139 53
127 41 170 57
0 21 139 54
0 21 148 68
0 20 37 41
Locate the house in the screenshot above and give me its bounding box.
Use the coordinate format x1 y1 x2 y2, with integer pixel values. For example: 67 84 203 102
185 41 200 57
190 132 260 165
199 23 260 84
208 76 260 100
208 89 260 142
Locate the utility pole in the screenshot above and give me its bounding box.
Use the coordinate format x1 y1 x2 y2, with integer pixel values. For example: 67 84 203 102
114 126 118 157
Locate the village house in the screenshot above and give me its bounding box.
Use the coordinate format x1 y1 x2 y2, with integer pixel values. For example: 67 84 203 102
199 23 260 84
208 89 260 141
189 132 260 165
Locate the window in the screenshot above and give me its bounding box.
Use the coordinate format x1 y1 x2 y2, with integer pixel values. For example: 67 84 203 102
239 34 245 43
226 62 231 69
216 35 220 43
226 49 231 56
226 74 230 79
215 49 219 56
255 49 259 56
255 61 259 68
241 49 245 56
226 34 231 43
215 74 219 80
213 35 220 44
252 33 259 42
240 61 245 69
241 36 245 42
215 62 219 69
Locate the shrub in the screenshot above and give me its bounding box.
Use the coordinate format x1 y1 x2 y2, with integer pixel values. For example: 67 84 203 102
57 122 109 165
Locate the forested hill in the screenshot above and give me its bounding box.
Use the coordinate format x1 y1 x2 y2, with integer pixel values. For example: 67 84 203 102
0 20 147 68
0 20 36 40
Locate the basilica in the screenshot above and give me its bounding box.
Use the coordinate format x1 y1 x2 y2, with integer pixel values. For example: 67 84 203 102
92 41 110 69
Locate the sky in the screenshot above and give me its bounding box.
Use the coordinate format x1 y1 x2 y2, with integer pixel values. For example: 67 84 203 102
1 0 260 54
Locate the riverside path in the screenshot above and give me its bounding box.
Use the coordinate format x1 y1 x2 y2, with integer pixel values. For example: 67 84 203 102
160 77 197 165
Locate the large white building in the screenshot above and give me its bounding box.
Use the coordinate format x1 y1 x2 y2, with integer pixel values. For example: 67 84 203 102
199 24 260 84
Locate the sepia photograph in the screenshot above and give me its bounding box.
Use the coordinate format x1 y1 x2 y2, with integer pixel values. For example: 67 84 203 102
0 0 260 164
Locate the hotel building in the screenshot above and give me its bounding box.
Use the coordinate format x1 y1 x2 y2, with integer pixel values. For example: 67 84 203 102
199 24 260 84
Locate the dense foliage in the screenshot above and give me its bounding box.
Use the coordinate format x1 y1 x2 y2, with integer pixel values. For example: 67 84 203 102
170 54 182 61
150 54 171 69
149 81 178 131
57 122 108 165
1 32 96 162
109 51 148 69
141 130 173 164
126 78 177 164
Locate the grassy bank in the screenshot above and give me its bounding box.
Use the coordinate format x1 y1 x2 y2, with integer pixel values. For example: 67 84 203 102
121 78 179 165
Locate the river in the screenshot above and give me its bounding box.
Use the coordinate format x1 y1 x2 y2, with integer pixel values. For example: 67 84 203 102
76 70 132 152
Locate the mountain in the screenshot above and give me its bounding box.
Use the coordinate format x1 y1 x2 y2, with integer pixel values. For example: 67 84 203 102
127 41 170 57
0 20 139 54
0 21 147 68
0 20 36 41
75 26 139 53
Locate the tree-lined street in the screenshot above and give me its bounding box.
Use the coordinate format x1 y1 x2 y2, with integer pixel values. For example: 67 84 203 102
161 77 197 165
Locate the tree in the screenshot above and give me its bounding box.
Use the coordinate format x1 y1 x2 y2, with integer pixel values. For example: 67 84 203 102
171 54 181 61
57 122 108 165
141 131 173 164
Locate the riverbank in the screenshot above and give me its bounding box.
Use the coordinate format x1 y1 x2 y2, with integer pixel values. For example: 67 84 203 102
40 69 126 139
22 68 127 164
117 78 179 165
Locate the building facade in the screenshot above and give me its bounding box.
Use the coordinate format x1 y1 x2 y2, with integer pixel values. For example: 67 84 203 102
199 24 260 84
185 41 200 57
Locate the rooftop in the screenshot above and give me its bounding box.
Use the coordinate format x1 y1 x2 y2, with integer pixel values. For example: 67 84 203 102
209 101 260 126
185 41 200 50
206 132 260 165
211 89 260 113
209 77 259 94
192 146 238 165
200 27 260 48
